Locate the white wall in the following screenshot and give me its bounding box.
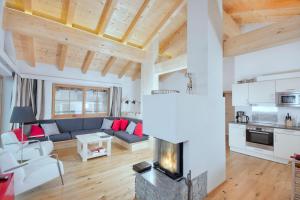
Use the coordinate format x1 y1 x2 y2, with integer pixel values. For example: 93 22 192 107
234 40 300 82
159 58 235 93
159 71 186 93
223 57 235 91
14 61 141 119
1 77 13 132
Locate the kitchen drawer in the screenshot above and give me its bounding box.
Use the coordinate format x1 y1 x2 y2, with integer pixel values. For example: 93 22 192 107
274 128 300 136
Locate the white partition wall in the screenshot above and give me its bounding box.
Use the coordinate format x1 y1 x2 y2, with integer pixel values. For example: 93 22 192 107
143 0 225 193
186 0 225 192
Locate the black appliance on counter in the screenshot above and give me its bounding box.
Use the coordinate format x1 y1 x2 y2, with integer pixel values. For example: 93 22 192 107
246 125 274 151
236 111 249 123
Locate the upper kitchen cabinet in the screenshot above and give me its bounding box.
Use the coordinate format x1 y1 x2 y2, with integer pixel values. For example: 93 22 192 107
249 81 276 104
276 78 300 92
232 83 249 106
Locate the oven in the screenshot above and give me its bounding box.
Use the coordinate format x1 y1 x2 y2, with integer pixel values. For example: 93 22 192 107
276 92 300 107
246 125 274 151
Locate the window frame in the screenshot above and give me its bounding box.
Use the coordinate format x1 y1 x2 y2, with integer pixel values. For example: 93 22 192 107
52 84 110 119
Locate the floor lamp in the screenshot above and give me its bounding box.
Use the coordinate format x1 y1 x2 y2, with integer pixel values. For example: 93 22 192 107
10 106 36 162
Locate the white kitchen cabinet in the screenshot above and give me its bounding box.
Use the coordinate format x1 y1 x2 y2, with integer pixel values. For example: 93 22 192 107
232 83 249 106
229 123 246 149
276 78 300 92
248 81 275 104
274 129 300 161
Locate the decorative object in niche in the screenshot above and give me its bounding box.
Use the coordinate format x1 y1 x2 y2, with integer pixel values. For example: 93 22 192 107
151 90 180 95
237 78 256 84
185 72 192 94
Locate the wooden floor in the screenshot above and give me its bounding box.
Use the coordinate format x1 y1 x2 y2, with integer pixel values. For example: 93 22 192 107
17 142 292 200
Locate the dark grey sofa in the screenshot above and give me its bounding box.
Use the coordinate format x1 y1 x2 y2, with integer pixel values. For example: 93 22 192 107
25 117 149 144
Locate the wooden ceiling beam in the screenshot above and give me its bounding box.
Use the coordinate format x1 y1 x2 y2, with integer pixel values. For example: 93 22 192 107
62 0 77 26
3 7 146 63
21 35 35 67
159 21 186 55
223 10 240 39
132 63 141 81
118 61 133 78
101 56 116 76
96 0 118 36
224 16 300 57
81 50 95 73
230 7 300 25
121 0 150 43
57 44 68 71
224 0 300 14
22 0 32 14
142 0 186 48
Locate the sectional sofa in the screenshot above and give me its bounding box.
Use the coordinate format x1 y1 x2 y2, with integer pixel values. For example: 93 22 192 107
25 117 149 151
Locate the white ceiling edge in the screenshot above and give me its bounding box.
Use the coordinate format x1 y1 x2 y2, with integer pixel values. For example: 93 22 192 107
16 60 139 86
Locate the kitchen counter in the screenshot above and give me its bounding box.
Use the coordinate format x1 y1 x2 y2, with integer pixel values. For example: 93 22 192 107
230 121 300 131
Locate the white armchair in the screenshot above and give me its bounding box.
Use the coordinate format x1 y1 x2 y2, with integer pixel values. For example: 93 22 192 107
0 132 54 161
0 150 64 195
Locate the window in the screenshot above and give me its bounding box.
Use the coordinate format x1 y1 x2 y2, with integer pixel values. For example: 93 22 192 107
52 84 110 118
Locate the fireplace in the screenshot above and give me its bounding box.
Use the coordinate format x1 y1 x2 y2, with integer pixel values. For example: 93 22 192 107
154 139 183 180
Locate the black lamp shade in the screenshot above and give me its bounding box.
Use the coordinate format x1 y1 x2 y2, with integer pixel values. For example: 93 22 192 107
10 106 36 123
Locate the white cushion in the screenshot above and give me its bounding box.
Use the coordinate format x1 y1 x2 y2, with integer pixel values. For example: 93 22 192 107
101 119 113 130
19 157 64 195
126 121 136 134
41 123 60 136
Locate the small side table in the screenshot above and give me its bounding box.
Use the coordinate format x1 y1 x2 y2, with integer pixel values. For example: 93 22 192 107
0 173 14 200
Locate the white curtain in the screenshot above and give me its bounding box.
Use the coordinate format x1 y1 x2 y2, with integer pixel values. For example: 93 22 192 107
10 74 45 127
110 86 122 117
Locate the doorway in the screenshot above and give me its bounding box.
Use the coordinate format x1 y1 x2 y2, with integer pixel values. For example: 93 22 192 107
224 92 234 135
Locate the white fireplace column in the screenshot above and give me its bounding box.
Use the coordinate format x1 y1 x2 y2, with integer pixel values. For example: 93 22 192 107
185 0 226 192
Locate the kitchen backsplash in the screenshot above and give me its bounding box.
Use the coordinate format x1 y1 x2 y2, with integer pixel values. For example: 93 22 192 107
235 106 300 126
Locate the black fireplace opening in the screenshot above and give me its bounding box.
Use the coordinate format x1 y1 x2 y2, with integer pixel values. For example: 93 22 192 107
153 139 183 180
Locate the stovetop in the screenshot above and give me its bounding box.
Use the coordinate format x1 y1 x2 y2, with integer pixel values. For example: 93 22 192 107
231 121 300 131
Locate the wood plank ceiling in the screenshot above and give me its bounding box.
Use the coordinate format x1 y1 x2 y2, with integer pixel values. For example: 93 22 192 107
3 0 300 80
4 0 187 80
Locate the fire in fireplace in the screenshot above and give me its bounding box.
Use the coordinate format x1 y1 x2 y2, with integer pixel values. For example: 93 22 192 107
154 139 183 180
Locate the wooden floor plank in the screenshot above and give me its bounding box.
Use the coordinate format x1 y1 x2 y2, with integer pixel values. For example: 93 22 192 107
17 142 291 200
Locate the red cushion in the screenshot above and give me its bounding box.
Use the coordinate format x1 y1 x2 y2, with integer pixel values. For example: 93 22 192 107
112 120 121 131
120 118 129 131
30 125 45 138
13 128 28 142
134 122 143 138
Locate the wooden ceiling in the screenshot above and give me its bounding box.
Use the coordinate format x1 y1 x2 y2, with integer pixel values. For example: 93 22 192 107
4 0 186 80
2 0 300 80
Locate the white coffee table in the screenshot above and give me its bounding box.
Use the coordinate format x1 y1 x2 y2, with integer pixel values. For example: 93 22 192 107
76 132 112 162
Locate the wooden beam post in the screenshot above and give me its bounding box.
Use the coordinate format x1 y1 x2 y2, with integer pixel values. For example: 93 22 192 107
224 16 300 57
142 0 186 48
121 0 150 43
57 44 68 71
132 63 141 81
22 0 32 14
81 50 95 73
62 0 77 26
96 0 118 35
3 7 146 63
223 10 240 39
101 56 116 76
21 35 35 67
118 61 132 78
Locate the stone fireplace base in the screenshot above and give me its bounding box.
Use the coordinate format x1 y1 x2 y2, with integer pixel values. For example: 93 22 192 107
135 169 207 200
